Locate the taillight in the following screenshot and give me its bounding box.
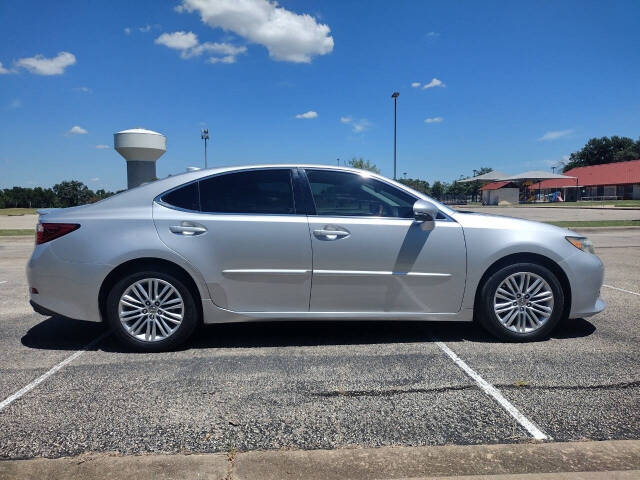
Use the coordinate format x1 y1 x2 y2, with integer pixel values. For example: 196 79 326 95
36 223 80 245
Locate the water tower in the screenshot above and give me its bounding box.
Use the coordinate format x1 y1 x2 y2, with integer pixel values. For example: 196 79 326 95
114 128 166 188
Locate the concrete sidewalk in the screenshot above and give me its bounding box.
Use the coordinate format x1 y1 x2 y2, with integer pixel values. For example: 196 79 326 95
1 440 639 480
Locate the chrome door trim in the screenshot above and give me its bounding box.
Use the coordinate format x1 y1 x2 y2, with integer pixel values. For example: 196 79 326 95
313 270 451 277
222 269 310 275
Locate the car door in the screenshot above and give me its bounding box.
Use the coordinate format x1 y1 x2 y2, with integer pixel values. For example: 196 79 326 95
153 168 312 312
303 168 466 313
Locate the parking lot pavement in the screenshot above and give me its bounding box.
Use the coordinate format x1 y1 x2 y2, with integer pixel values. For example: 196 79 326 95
0 231 638 459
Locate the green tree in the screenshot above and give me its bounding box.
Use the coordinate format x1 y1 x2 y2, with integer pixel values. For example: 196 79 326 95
563 136 640 171
398 178 431 195
346 157 381 173
52 180 94 207
431 181 445 200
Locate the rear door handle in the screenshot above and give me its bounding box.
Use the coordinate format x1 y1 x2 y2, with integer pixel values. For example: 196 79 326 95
170 224 207 236
313 228 350 240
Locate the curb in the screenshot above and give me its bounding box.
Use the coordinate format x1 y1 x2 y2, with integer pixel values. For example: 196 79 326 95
2 440 640 480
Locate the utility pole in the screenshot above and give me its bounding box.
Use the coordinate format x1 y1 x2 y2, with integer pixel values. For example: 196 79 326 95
336 158 340 166
201 128 210 169
391 91 399 180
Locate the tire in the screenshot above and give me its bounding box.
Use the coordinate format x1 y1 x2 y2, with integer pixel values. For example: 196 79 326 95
106 269 199 352
476 262 565 341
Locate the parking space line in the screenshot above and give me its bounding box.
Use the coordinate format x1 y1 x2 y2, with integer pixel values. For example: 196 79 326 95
435 341 550 441
0 331 109 413
603 284 640 296
0 280 7 284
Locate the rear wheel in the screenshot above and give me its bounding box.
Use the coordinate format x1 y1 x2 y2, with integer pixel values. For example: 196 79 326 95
106 270 199 351
477 262 564 341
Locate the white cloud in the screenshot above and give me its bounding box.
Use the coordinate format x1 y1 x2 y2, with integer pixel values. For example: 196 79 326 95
76 86 91 93
156 31 246 62
8 99 22 109
139 24 151 33
422 78 445 89
425 116 443 123
351 119 371 133
0 62 13 74
339 116 370 133
91 177 100 182
427 31 440 37
95 144 110 149
67 125 88 135
411 82 421 88
15 52 76 75
178 0 334 63
156 31 199 50
538 129 574 141
295 110 318 119
124 27 132 35
207 55 236 64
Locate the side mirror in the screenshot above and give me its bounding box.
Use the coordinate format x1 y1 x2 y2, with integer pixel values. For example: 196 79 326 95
413 199 439 222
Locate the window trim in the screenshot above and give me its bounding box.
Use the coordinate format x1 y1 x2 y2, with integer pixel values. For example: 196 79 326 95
155 167 303 216
301 167 453 221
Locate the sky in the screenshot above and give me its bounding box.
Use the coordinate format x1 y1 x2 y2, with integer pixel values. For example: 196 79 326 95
1 0 639 191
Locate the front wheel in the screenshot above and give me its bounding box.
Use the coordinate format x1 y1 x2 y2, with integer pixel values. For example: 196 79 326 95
106 270 199 351
477 262 565 341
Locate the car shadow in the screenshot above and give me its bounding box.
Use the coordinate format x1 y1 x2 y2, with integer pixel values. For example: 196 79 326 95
21 315 597 353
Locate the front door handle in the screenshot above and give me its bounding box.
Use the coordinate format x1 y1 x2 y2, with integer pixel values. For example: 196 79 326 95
170 224 207 236
313 228 350 240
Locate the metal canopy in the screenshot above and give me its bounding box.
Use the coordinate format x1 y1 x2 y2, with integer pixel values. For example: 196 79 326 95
457 170 509 183
503 170 575 181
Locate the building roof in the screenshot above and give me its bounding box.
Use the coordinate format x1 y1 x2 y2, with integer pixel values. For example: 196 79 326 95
530 159 640 189
480 181 511 191
457 170 509 183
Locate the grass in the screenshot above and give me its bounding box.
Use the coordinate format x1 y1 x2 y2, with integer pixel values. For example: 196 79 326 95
0 229 35 236
0 208 38 216
548 220 640 228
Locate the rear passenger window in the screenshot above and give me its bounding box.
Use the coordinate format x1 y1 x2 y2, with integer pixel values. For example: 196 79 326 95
161 182 199 211
199 169 295 215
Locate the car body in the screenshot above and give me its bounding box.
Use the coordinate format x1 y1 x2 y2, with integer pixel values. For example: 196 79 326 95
27 165 605 350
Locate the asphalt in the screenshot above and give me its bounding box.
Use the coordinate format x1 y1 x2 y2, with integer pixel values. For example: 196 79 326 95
0 230 638 461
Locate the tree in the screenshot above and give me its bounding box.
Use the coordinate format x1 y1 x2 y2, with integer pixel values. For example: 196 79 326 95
398 178 431 195
52 180 94 207
563 136 640 171
431 181 445 200
346 157 380 173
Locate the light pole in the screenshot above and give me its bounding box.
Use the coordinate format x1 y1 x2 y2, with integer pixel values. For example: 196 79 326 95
551 166 556 174
201 128 210 169
391 91 399 180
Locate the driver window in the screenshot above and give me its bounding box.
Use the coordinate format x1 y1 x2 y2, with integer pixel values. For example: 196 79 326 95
305 169 415 218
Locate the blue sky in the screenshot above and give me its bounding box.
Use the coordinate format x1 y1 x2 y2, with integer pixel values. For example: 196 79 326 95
1 0 639 191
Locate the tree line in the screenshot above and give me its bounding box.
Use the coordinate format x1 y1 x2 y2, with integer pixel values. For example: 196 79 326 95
0 181 117 209
4 136 636 208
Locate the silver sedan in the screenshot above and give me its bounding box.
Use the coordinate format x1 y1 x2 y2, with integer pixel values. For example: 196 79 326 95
27 165 605 351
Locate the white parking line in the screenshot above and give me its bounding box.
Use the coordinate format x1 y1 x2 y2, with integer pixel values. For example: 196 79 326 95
0 331 109 413
0 280 7 284
603 284 640 297
435 341 550 441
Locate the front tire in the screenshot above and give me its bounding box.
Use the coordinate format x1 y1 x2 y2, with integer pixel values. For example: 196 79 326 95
106 270 199 351
477 262 565 341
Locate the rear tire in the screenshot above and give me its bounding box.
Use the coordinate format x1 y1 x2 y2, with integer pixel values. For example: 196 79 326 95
477 262 564 341
106 269 199 352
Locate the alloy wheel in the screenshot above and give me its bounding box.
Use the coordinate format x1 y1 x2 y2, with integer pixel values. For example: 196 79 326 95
118 278 184 342
493 272 554 333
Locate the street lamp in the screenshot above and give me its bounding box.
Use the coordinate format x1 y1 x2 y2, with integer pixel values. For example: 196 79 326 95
391 91 399 180
200 128 210 169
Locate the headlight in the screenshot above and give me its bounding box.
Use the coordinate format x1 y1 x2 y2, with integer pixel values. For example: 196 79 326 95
566 236 595 254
